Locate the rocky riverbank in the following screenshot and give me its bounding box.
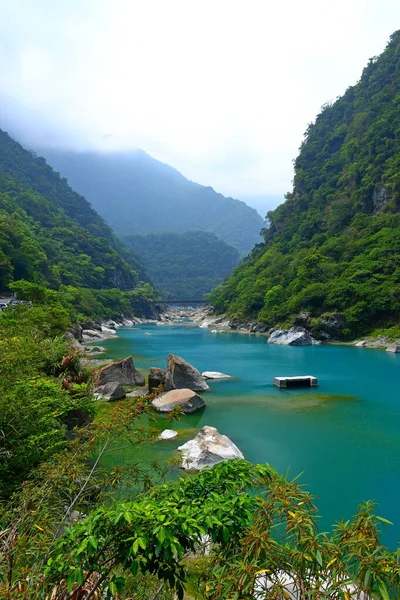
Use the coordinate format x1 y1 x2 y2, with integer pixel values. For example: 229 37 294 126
169 305 400 351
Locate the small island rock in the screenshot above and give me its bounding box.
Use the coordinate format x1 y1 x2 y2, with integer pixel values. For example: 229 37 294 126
97 356 145 387
152 388 205 414
178 425 244 470
158 429 178 440
165 354 209 392
268 326 314 346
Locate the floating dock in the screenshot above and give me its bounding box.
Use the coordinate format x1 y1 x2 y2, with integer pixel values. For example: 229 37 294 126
274 376 318 388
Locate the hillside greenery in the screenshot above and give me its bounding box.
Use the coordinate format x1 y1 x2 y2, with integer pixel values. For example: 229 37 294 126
37 148 264 256
0 129 147 292
210 31 400 338
122 231 240 300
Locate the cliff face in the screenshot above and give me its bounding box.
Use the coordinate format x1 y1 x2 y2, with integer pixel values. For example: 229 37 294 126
209 31 400 338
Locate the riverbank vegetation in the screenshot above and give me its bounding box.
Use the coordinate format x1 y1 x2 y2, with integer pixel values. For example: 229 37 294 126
209 31 400 339
0 300 399 598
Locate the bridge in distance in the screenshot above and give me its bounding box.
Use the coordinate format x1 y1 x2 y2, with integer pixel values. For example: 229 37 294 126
149 299 208 305
150 300 208 306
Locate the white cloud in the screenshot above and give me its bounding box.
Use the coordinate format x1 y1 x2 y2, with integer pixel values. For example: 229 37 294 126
0 0 399 206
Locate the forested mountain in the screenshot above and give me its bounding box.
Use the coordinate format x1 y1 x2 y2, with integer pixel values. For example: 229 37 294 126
37 149 264 256
210 31 400 338
123 231 240 300
0 129 146 291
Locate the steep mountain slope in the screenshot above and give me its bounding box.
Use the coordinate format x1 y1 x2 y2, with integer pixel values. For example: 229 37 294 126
210 31 400 337
123 231 240 300
37 149 264 256
0 130 146 291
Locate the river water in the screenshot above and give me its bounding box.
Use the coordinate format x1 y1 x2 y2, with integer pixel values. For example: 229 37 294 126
99 322 400 549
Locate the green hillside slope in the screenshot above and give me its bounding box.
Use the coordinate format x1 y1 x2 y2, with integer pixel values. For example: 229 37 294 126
0 129 146 292
209 31 400 338
122 231 240 300
37 149 264 256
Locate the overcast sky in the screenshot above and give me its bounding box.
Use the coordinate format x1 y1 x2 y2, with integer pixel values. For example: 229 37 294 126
0 0 399 214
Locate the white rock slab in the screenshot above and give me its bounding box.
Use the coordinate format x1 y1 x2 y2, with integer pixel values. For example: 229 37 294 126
202 371 232 379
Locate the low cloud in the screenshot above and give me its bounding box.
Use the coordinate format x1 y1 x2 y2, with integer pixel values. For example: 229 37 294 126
0 0 399 206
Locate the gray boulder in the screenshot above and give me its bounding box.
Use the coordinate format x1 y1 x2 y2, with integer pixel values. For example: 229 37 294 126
148 367 167 393
386 343 400 353
178 426 244 470
152 388 206 414
97 356 145 387
268 326 314 346
95 382 126 401
165 354 209 392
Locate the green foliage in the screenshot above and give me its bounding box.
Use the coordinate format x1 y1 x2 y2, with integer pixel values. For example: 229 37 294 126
209 31 400 337
123 231 240 299
45 460 271 599
42 460 400 600
38 148 264 256
0 304 95 498
0 129 148 291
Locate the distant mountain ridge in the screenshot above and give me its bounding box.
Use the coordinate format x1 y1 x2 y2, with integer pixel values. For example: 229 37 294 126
37 149 265 256
122 231 240 300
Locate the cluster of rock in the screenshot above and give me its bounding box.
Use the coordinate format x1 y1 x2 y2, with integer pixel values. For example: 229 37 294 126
189 307 350 345
356 338 400 351
67 318 143 351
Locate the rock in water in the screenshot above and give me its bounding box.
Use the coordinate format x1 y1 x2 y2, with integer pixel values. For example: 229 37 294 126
202 371 232 379
152 388 206 414
178 426 243 470
148 367 167 392
97 356 145 386
268 326 313 346
158 429 178 440
95 382 126 401
386 343 400 353
165 353 209 392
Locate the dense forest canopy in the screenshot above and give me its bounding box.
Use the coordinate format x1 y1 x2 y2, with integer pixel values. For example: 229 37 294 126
0 129 147 291
209 30 400 338
37 148 265 256
122 231 240 300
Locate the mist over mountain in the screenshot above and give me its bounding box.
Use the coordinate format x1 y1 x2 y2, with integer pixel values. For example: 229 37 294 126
37 148 265 256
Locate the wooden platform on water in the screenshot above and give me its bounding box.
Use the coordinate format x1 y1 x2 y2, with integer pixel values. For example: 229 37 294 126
274 376 318 388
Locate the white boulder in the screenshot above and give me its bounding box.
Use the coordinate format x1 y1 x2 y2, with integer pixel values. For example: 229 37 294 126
268 326 314 346
178 426 243 470
158 429 178 440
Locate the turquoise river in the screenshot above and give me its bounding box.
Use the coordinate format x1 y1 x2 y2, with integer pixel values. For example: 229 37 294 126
98 322 400 550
